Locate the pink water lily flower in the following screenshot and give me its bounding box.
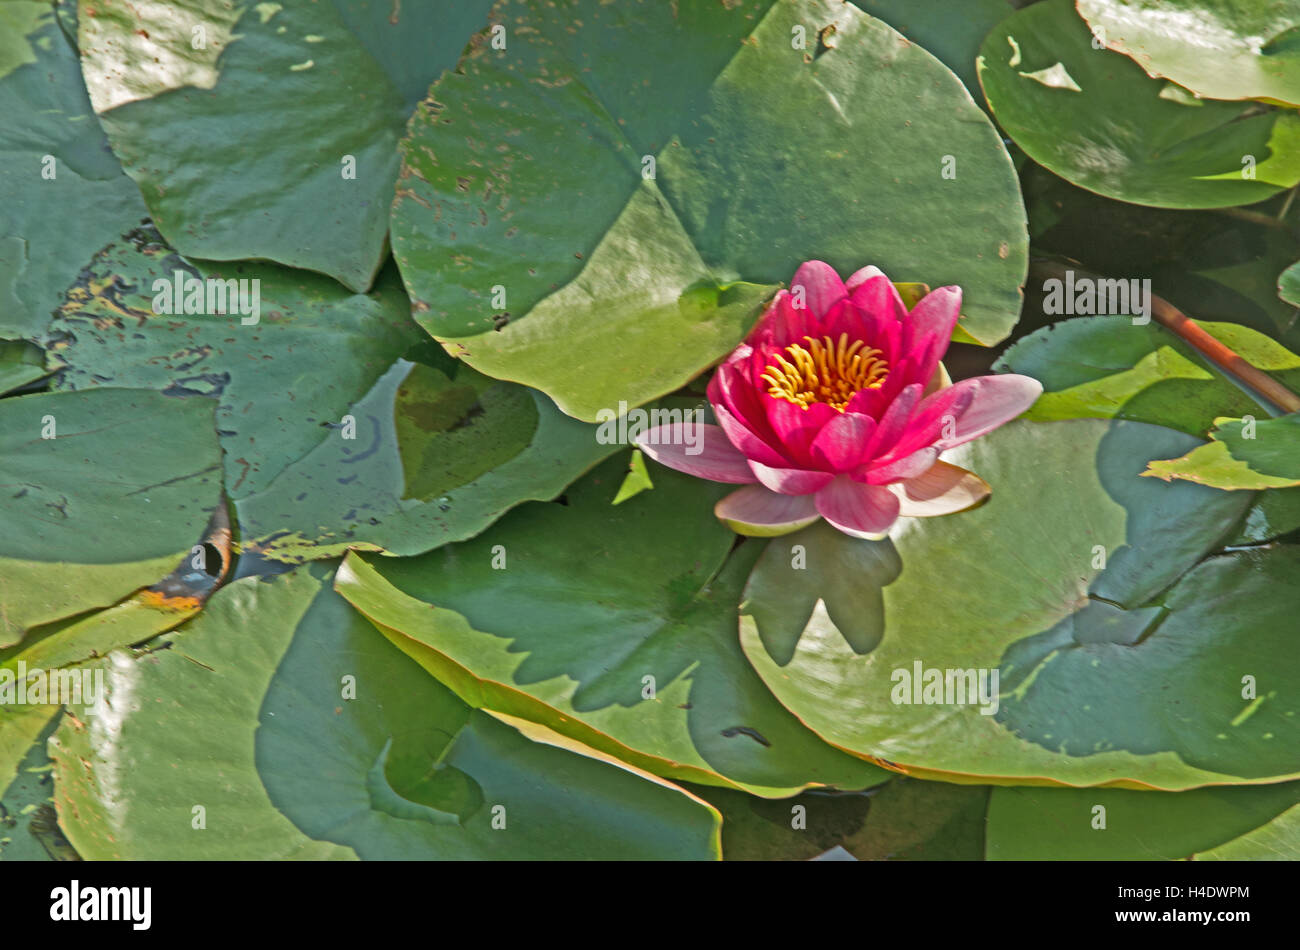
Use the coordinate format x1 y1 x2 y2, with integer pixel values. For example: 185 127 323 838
635 261 1043 539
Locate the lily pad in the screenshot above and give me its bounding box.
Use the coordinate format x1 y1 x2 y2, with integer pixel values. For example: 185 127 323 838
1196 802 1300 859
986 780 1300 859
50 568 722 859
995 316 1300 435
392 0 1027 419
0 388 222 646
978 0 1300 208
78 0 494 292
695 776 988 861
335 455 889 797
1078 0 1300 107
0 709 70 861
0 1 149 339
1 506 230 676
234 359 621 564
739 419 1292 790
1281 260 1300 307
855 0 1014 97
46 226 423 499
0 704 58 797
1144 415 1300 489
1227 486 1300 544
0 340 48 395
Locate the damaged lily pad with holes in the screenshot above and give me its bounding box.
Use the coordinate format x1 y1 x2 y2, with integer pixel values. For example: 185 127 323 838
978 0 1300 208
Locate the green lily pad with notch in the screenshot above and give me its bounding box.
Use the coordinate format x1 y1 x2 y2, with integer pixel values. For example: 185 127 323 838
0 388 222 647
334 455 890 798
979 0 1300 208
78 0 495 292
1078 0 1300 107
1144 414 1300 489
995 317 1300 435
50 567 722 859
392 0 1027 420
0 2 149 340
234 359 622 565
46 225 423 500
738 419 1296 790
986 780 1300 859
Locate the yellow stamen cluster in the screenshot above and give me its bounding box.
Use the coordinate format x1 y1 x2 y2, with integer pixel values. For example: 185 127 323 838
761 333 888 412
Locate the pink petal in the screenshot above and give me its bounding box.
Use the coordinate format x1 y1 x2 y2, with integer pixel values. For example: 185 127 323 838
891 461 990 517
634 424 756 484
712 361 779 442
764 397 837 465
790 260 847 318
712 402 790 468
845 264 887 290
860 382 923 461
857 446 939 485
814 476 901 540
714 485 821 537
877 381 977 462
846 273 908 325
748 460 835 495
751 291 820 349
936 374 1044 450
903 286 962 356
810 411 876 472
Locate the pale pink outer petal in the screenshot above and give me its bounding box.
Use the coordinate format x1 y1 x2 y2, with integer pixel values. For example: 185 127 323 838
936 374 1044 450
790 260 847 317
814 476 901 540
714 485 821 537
858 446 940 485
748 460 835 495
890 461 991 517
634 424 756 484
